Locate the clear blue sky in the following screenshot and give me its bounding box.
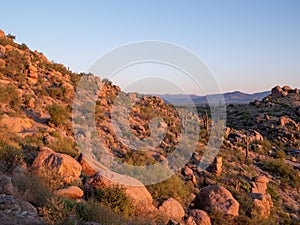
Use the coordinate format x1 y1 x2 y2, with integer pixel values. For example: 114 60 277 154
1 0 299 94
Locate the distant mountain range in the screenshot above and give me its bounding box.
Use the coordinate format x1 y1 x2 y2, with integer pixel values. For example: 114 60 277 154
158 90 271 105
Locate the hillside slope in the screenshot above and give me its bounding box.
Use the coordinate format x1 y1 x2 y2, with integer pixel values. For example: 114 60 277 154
0 29 299 225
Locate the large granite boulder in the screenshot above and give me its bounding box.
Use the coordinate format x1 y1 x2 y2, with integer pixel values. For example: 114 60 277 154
158 198 185 223
31 147 82 184
195 185 239 217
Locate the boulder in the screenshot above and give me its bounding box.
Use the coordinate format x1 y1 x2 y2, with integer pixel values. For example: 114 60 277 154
0 174 14 195
251 176 269 194
187 209 211 225
183 166 194 176
250 193 273 218
271 86 283 98
86 171 154 210
78 153 96 176
158 198 185 223
282 86 292 92
54 186 84 199
0 115 32 133
31 147 82 184
195 185 239 216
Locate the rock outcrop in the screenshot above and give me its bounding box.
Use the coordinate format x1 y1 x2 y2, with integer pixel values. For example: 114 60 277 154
250 193 273 218
26 64 38 84
195 185 239 217
251 176 269 194
31 147 82 184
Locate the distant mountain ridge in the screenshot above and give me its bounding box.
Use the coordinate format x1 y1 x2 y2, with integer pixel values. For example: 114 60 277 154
158 90 271 105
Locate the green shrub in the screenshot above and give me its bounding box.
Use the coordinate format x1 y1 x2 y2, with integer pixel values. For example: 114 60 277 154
47 134 78 158
13 174 52 207
93 186 133 218
48 87 64 100
0 145 24 173
209 210 235 225
48 104 69 127
262 159 300 188
39 197 75 225
18 43 29 50
267 183 280 202
240 181 251 193
0 85 21 110
275 150 286 159
146 175 194 207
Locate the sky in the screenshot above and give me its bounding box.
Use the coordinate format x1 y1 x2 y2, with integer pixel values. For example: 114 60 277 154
0 0 299 95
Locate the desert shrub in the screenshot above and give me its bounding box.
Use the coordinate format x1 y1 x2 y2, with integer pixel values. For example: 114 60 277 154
13 173 52 207
92 186 133 218
258 139 273 151
18 43 29 50
39 168 67 191
124 151 156 166
262 159 300 188
146 175 194 207
275 149 286 159
240 181 251 193
40 197 130 225
1 49 27 79
70 73 82 87
0 36 16 46
48 87 64 100
0 145 24 173
48 104 69 126
19 131 45 166
236 215 277 225
209 210 235 225
47 134 79 158
39 197 76 225
0 84 21 110
267 183 280 202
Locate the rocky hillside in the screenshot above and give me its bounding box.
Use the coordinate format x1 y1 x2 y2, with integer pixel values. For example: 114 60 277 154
0 29 299 225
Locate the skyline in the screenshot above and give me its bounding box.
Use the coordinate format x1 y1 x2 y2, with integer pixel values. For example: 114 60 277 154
1 0 299 94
